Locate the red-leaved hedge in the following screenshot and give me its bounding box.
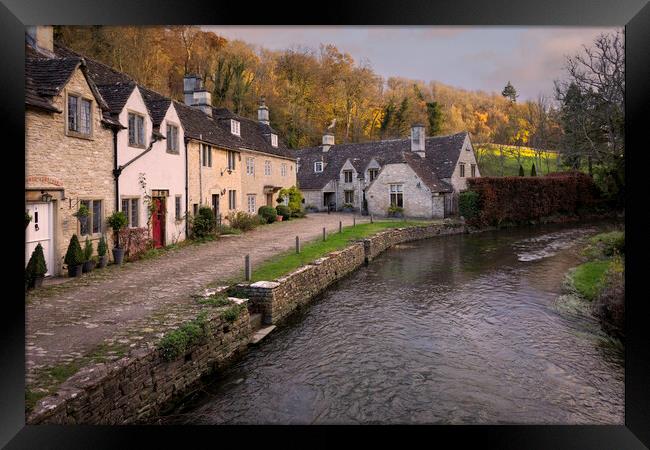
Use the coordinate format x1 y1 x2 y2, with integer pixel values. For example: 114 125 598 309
466 172 600 227
118 227 153 261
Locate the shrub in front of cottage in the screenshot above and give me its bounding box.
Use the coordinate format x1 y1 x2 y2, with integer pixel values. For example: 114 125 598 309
258 206 277 224
82 237 95 273
25 243 47 289
107 211 128 265
276 204 291 221
191 206 217 239
64 234 84 277
226 211 261 232
97 235 108 268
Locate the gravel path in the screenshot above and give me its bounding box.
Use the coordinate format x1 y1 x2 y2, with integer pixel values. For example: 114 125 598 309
26 213 370 380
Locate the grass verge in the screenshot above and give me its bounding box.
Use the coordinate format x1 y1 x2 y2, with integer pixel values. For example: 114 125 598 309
570 259 611 301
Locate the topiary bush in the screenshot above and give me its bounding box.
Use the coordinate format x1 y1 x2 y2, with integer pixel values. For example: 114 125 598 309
64 234 84 267
459 191 480 221
97 235 107 256
83 237 93 262
25 243 47 288
107 211 128 248
191 206 217 239
276 204 291 221
227 211 261 232
258 205 277 224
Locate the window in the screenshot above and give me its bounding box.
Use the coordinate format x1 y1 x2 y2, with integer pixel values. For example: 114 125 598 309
128 112 145 147
389 184 403 208
471 164 476 177
264 160 272 176
343 170 353 183
247 194 256 213
246 157 255 175
459 163 465 178
193 203 198 216
228 190 237 210
344 190 354 204
80 199 103 235
67 94 92 137
201 144 212 167
166 124 179 154
271 134 278 147
281 163 287 177
121 198 139 228
227 151 236 170
175 196 182 220
231 119 241 136
368 169 378 182
314 161 323 173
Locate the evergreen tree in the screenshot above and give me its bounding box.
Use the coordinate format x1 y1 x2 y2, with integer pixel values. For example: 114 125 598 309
426 101 444 136
518 164 525 176
502 81 518 103
530 163 537 176
64 234 84 267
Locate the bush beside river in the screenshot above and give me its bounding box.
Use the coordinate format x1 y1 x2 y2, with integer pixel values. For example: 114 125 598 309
564 230 625 339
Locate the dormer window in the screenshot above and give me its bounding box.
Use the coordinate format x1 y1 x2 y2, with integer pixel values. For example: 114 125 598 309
314 161 323 173
128 112 145 147
271 134 278 147
230 119 240 136
67 93 93 138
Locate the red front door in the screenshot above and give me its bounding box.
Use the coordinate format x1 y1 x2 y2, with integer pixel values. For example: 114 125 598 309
152 197 166 248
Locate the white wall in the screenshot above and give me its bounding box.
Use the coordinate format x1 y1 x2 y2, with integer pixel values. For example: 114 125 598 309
449 135 481 192
117 88 187 245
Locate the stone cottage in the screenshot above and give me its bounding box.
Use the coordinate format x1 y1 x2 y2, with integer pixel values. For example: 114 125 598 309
25 28 120 276
294 125 481 219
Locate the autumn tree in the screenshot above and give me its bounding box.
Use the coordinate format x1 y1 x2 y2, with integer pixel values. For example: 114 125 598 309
502 81 518 103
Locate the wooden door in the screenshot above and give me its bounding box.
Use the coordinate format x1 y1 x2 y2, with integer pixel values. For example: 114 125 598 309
26 202 53 276
151 197 166 248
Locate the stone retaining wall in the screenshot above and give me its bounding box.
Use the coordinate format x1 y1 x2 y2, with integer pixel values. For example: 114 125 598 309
236 220 466 325
28 307 251 425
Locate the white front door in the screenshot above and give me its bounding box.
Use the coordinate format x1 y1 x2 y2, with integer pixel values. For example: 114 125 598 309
26 202 54 276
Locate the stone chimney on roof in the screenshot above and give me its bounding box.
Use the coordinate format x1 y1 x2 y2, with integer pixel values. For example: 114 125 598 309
184 74 212 117
322 118 336 152
411 124 425 158
258 96 270 125
26 26 54 56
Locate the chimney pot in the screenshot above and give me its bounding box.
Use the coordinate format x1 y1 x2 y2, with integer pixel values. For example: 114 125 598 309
26 26 54 55
411 124 426 158
258 96 270 125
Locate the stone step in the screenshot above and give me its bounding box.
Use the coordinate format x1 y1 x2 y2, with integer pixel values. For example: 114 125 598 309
249 313 262 331
250 325 276 345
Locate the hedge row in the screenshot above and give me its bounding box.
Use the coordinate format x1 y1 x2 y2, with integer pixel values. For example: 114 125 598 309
464 172 600 227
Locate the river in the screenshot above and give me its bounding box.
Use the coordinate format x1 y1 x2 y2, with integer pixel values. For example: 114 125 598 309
159 222 624 425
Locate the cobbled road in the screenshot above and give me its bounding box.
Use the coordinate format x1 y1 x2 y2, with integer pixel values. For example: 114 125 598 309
26 213 370 380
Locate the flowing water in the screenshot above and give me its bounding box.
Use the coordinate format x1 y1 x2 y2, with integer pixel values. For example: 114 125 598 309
160 222 624 425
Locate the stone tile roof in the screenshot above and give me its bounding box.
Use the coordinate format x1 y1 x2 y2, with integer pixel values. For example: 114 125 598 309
294 132 468 192
173 101 242 149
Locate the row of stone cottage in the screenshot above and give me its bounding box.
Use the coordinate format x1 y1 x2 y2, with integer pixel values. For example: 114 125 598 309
25 27 298 276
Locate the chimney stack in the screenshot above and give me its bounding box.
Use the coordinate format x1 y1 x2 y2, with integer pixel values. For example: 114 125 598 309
258 96 269 125
26 26 54 56
322 131 335 152
410 124 425 158
184 75 212 116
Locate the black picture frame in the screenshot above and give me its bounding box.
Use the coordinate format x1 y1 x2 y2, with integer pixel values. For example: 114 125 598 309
3 0 649 448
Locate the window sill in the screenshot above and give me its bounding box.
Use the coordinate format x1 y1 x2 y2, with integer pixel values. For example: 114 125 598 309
66 131 94 141
166 149 180 155
128 143 146 149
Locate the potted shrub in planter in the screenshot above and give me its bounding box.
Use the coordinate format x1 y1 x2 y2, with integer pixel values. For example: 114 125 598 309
82 237 95 273
97 235 108 268
342 203 354 213
107 211 128 265
258 206 278 224
276 204 291 221
25 211 32 229
25 243 47 289
74 204 90 231
388 205 404 218
64 234 84 277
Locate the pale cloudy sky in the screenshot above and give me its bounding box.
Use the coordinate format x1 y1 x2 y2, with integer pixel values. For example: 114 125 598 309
202 26 619 101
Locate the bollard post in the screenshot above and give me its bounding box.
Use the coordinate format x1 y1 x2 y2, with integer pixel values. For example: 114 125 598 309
370 214 373 224
339 221 342 233
323 227 326 241
296 235 300 254
353 216 356 227
245 254 251 281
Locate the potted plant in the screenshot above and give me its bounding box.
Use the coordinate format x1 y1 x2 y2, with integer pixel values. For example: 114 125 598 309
82 237 95 273
64 234 84 277
74 204 90 231
107 211 128 265
342 203 354 213
388 205 404 218
25 211 32 229
97 235 108 268
25 243 47 289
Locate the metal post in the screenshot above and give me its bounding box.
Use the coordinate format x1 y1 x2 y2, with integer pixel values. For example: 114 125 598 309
245 254 251 281
353 216 356 227
323 227 326 241
370 214 373 223
339 221 342 233
296 236 300 254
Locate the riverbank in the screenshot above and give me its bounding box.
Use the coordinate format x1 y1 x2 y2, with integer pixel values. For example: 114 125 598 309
559 229 625 339
27 219 466 424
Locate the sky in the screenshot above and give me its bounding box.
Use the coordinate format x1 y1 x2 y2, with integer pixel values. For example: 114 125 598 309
202 26 619 101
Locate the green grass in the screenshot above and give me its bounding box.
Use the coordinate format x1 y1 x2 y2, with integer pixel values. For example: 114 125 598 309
248 220 433 282
475 143 565 177
570 260 612 301
582 230 624 259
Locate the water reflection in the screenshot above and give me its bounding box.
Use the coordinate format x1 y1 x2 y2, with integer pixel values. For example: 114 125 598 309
160 222 624 425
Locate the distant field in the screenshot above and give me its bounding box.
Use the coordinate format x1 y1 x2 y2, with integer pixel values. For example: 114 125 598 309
475 143 562 177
